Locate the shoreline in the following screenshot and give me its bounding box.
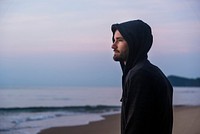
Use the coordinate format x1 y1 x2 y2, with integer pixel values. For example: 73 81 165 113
38 113 120 134
38 106 200 134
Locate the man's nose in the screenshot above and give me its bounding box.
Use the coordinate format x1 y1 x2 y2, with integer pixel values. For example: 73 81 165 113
112 43 117 49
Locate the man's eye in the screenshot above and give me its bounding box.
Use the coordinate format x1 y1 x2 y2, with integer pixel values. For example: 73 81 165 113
118 39 123 42
114 38 124 43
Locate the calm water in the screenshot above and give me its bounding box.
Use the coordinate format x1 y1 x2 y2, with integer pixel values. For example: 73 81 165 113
0 87 199 134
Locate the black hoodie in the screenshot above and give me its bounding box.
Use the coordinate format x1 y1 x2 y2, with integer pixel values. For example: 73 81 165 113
111 20 173 134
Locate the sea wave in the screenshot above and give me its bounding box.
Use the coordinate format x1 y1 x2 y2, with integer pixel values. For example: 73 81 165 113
0 105 121 114
0 105 121 133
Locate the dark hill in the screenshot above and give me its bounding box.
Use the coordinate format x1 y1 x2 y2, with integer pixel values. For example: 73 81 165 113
167 75 200 87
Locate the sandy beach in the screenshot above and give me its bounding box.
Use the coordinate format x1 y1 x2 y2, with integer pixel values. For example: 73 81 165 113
38 106 200 134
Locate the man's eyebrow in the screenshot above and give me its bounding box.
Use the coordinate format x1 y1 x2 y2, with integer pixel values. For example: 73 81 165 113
115 37 124 40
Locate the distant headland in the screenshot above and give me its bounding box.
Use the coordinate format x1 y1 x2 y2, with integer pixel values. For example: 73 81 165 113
167 75 200 87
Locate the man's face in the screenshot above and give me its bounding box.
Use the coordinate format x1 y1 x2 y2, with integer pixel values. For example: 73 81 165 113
112 30 129 63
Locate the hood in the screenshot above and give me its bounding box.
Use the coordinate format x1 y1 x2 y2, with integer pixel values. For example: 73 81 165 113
111 20 153 75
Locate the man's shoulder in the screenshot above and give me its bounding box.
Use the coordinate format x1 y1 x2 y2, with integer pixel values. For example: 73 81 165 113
127 61 164 80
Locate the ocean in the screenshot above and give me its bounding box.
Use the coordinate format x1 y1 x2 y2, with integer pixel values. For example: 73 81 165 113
0 87 200 134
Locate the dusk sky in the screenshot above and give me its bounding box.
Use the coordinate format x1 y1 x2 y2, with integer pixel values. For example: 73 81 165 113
0 0 200 87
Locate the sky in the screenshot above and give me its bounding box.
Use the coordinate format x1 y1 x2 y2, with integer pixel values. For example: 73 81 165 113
0 0 200 87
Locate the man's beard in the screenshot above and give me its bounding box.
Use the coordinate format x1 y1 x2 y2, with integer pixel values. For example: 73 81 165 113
113 51 128 62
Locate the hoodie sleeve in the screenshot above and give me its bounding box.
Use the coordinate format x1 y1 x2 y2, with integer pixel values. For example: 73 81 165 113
123 71 157 134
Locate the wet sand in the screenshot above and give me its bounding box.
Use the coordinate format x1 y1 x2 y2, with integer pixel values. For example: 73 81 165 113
38 106 200 134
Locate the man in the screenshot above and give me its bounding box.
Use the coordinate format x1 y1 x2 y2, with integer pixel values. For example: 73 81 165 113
111 20 173 134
